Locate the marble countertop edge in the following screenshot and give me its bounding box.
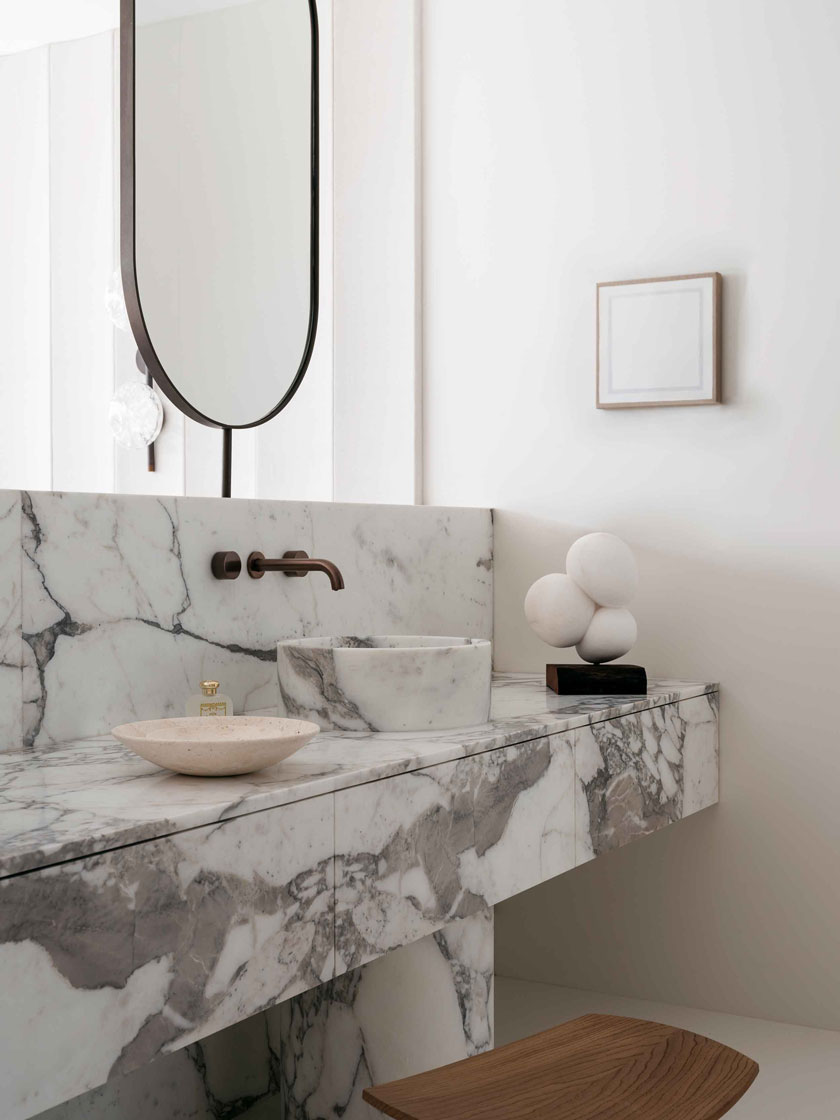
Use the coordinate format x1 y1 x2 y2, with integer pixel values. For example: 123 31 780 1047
0 675 718 880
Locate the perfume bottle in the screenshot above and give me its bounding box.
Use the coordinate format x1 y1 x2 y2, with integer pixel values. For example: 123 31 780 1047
186 680 232 717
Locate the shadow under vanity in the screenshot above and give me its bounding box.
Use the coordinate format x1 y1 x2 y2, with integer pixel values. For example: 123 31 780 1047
0 490 719 1120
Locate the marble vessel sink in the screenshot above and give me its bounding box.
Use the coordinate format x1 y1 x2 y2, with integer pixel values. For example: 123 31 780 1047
111 716 320 776
276 636 492 732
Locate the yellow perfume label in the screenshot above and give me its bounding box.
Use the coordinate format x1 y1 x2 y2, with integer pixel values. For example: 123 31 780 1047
199 701 227 717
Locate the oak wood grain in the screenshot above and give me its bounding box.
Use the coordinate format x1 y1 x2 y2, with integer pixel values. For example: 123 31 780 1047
363 1013 758 1120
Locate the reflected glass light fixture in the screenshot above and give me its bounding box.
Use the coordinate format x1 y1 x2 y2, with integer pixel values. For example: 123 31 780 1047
105 269 132 333
105 270 164 465
109 381 164 450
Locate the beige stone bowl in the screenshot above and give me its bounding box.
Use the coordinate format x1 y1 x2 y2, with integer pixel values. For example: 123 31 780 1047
111 716 320 777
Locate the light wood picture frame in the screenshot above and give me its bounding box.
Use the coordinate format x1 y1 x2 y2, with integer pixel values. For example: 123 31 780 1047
596 272 722 409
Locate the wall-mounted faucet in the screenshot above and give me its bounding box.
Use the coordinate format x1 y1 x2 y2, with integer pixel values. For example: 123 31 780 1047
211 550 345 590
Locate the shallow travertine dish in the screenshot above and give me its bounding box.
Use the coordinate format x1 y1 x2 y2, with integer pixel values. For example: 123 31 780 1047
111 716 320 777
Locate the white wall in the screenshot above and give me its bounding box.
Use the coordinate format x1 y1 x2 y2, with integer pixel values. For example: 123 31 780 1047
422 0 840 1030
332 0 422 504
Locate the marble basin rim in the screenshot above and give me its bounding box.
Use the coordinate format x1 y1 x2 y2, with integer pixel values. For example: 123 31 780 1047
276 635 493 732
111 716 320 777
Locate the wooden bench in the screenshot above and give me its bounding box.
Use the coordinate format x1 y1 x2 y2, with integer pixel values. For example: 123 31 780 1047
363 1013 759 1120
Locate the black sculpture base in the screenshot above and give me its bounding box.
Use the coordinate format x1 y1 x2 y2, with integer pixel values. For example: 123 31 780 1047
546 663 648 696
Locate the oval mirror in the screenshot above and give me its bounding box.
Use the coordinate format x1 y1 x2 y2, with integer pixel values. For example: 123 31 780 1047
121 0 318 431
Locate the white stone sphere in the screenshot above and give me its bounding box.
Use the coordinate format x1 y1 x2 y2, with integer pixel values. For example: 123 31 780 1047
524 573 596 648
565 532 638 608
576 607 637 664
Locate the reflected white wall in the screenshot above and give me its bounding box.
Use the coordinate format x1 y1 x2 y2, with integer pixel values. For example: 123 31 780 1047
49 32 116 493
0 47 51 491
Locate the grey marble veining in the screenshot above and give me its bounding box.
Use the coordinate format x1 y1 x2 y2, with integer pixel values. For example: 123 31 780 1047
334 736 575 973
278 910 493 1120
0 489 491 749
1 795 334 1120
34 1008 285 1120
331 690 719 978
34 911 493 1120
0 676 717 879
0 491 22 749
575 690 720 861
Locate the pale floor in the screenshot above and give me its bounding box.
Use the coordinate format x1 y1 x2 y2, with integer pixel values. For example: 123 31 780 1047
495 977 840 1118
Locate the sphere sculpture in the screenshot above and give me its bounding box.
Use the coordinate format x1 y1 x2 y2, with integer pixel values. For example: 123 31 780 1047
524 532 638 664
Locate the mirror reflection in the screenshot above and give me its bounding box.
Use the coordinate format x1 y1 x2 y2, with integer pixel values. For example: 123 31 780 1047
0 0 318 496
130 0 317 428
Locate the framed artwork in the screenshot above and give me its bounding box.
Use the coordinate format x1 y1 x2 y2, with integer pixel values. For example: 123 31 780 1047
596 272 722 408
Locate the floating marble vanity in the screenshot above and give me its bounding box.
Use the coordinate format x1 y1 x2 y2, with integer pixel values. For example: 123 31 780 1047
0 490 719 1120
0 674 718 1120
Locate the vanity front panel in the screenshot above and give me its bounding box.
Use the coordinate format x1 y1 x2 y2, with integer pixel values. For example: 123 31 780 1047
334 734 577 973
334 692 719 976
575 691 720 862
0 795 334 1120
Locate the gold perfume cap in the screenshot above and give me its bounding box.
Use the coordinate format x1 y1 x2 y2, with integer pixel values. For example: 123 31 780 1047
200 681 220 696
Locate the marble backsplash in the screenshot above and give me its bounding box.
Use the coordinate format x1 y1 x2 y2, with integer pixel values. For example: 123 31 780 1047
0 490 492 750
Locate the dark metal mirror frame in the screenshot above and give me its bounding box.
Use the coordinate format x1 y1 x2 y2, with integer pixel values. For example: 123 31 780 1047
119 0 319 492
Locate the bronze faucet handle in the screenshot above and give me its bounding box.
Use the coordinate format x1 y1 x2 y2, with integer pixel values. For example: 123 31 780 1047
281 550 309 577
211 551 242 580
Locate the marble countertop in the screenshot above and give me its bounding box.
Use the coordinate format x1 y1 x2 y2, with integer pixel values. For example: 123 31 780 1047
0 673 716 880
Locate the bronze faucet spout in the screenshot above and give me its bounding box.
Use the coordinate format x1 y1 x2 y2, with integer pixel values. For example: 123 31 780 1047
211 549 345 589
247 550 344 590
